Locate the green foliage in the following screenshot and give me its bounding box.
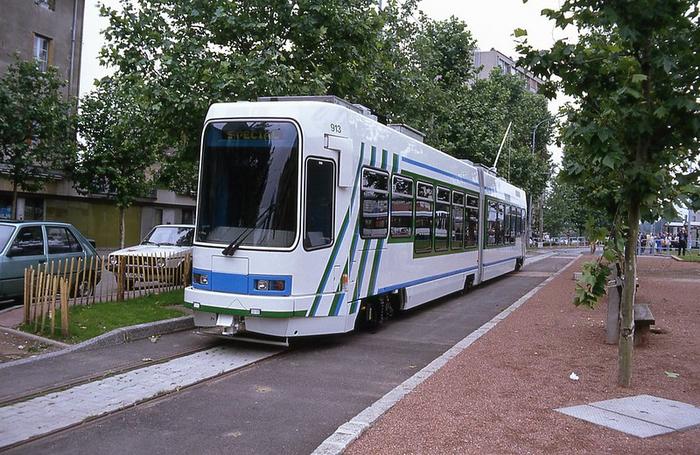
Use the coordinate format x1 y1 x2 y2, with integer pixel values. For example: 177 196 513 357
74 78 159 210
432 70 554 198
518 0 700 310
543 175 610 236
98 0 402 194
0 57 76 216
584 218 608 245
519 1 700 222
96 0 554 198
573 260 610 309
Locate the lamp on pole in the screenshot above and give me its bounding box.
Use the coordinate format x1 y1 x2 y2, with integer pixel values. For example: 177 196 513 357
528 116 554 246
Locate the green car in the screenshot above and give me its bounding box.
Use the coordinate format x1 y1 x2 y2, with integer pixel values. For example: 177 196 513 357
0 221 99 303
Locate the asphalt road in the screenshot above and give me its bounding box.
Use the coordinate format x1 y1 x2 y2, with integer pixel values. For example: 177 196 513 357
6 254 575 455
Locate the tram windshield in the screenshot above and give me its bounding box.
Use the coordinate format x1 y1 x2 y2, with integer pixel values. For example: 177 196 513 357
196 121 299 248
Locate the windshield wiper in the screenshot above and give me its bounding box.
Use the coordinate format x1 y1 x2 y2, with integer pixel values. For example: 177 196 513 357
221 204 275 256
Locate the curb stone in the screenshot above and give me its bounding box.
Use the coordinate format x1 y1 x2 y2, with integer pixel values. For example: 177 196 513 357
0 327 69 348
0 315 194 371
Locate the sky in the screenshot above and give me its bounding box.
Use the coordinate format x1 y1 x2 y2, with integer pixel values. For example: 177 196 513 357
78 0 576 161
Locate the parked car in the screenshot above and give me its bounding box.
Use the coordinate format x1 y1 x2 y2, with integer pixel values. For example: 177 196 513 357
0 220 99 302
107 224 194 289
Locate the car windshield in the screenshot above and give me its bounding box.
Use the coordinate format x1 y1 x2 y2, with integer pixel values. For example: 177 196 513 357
196 121 299 248
0 225 15 251
142 227 194 246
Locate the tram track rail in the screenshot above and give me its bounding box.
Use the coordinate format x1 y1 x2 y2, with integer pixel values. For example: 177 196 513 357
0 348 289 453
0 344 216 408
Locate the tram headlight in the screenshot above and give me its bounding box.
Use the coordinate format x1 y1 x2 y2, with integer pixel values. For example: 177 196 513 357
255 279 285 292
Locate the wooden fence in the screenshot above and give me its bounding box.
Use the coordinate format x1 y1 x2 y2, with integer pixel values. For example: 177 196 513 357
23 252 192 337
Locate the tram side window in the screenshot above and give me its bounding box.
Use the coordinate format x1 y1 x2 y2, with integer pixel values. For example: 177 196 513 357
304 158 335 250
508 206 516 244
434 187 450 251
391 175 414 238
487 200 498 246
414 182 434 253
497 203 505 245
504 205 511 244
451 192 464 250
361 168 389 239
465 195 479 248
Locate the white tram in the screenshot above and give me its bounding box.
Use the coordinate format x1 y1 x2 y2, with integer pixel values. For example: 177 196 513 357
185 96 527 339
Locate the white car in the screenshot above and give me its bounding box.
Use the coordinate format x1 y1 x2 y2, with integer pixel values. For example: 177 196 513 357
108 224 194 288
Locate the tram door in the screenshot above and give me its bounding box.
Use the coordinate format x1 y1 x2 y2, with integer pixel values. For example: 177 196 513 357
350 168 389 300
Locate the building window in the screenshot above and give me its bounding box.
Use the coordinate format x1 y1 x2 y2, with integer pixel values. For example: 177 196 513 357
414 182 434 253
23 197 44 221
304 158 335 250
35 0 56 10
0 195 11 219
390 175 413 238
33 34 51 72
181 208 194 225
360 168 389 239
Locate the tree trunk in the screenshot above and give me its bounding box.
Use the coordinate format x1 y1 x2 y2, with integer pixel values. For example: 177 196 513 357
618 199 640 387
11 180 18 220
119 207 126 249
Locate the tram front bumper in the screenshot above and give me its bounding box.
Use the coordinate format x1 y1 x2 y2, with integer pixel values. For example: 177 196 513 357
184 286 307 322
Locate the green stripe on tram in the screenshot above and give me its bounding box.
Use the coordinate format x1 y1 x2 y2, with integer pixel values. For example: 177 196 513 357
328 260 349 316
366 149 389 296
185 302 306 319
308 210 351 316
309 143 365 317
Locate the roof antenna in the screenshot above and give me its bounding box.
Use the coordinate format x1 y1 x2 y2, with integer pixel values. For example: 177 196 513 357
492 121 512 174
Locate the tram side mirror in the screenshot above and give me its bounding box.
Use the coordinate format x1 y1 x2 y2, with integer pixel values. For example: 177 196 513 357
324 134 355 188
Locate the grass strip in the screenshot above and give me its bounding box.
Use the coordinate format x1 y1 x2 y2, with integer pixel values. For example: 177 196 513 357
20 289 186 344
679 252 700 262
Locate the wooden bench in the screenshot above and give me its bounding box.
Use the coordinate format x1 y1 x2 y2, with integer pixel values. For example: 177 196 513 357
634 304 655 347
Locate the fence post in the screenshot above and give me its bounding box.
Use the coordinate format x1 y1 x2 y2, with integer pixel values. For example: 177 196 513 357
117 255 125 302
50 275 58 337
60 278 69 337
23 268 30 324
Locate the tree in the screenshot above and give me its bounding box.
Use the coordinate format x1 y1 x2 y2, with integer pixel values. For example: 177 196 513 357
446 70 554 212
74 79 160 248
518 1 700 386
98 0 403 194
95 0 555 220
0 58 76 218
543 174 609 239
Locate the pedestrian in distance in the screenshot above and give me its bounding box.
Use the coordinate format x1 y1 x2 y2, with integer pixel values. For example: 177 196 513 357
647 232 655 255
678 228 688 256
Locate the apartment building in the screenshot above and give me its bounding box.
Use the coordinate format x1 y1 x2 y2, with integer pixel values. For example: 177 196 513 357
0 0 85 99
473 48 543 93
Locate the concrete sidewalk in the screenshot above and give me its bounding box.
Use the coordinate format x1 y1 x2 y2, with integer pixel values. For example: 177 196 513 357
341 255 700 454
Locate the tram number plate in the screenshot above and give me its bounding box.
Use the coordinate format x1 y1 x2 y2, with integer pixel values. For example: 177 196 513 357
217 314 234 327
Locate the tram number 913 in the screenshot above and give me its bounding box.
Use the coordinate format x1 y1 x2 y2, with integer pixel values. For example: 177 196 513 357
330 123 342 134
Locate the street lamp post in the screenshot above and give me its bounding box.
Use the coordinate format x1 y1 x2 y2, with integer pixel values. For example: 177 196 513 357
528 117 552 247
